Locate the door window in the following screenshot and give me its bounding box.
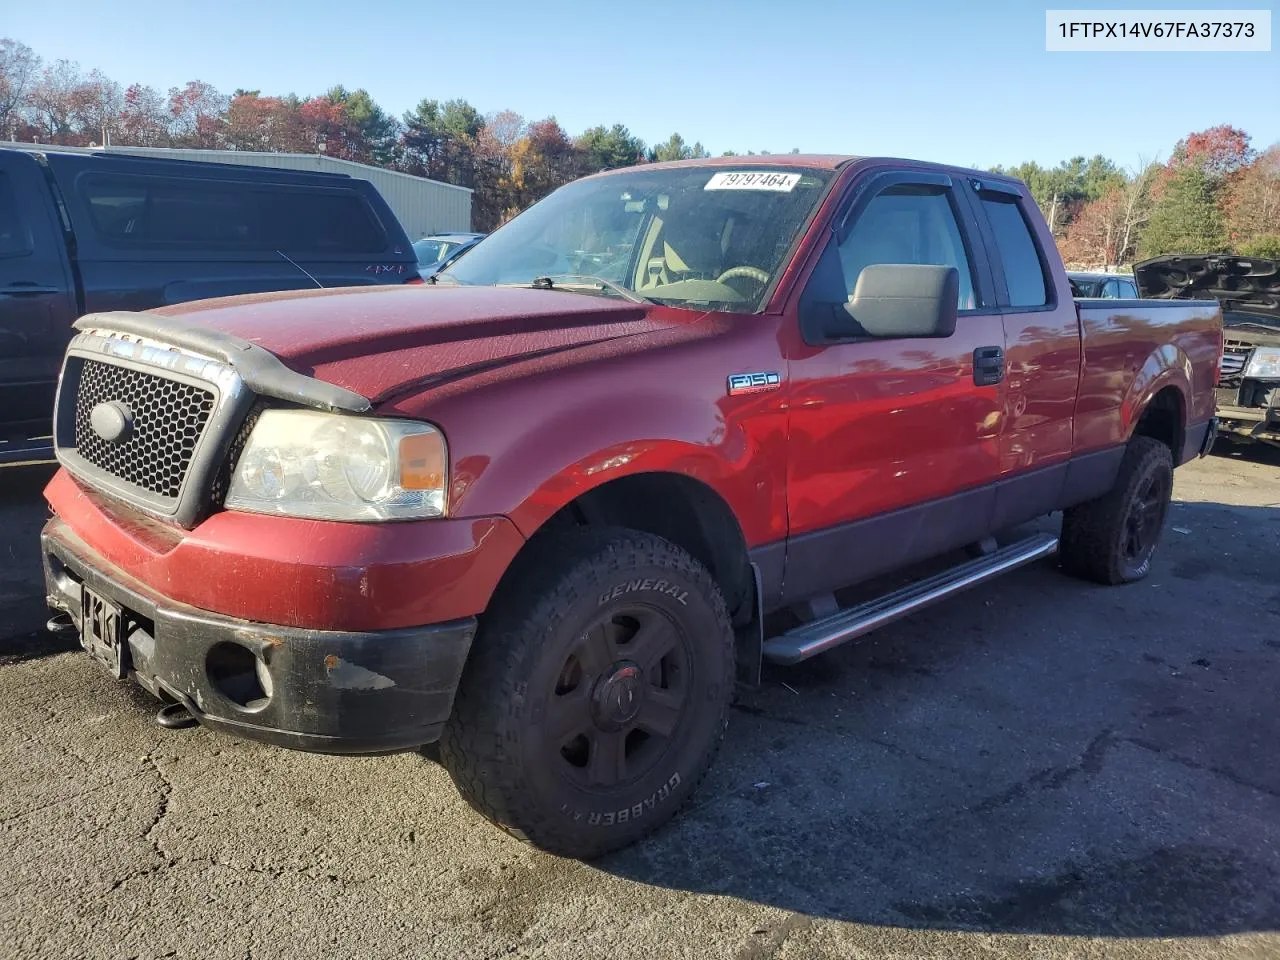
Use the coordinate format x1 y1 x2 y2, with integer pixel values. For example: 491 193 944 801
834 185 977 309
0 173 33 258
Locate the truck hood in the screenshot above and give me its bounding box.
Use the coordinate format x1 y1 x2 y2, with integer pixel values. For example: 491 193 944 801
1134 255 1279 330
150 284 665 402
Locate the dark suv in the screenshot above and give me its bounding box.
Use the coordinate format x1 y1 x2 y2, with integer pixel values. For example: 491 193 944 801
0 148 419 463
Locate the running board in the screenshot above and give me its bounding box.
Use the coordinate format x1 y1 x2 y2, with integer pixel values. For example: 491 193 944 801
762 533 1059 665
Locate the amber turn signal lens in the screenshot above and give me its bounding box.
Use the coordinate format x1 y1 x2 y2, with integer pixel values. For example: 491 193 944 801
399 433 446 490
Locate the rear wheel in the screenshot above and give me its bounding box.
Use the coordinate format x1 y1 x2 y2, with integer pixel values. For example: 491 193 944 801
1059 436 1174 585
439 527 734 859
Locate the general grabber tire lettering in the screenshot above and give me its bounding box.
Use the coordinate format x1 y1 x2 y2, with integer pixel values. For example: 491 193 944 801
438 527 735 859
1059 436 1174 585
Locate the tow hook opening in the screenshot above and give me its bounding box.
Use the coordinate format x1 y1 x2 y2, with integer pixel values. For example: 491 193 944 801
206 642 272 711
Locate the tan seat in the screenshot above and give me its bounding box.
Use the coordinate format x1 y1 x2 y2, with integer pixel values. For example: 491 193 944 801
641 211 724 289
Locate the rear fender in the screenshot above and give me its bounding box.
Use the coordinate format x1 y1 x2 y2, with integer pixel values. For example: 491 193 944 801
1121 343 1191 439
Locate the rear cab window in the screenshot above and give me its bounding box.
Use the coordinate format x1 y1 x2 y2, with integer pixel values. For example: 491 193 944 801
77 174 389 256
978 190 1050 308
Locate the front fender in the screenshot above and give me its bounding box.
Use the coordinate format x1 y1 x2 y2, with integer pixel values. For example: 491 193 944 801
447 388 787 546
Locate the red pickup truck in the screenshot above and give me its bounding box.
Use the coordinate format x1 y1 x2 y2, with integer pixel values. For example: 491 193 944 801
42 155 1221 858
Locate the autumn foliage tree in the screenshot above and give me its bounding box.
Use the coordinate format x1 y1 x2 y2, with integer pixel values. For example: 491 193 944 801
1224 145 1280 259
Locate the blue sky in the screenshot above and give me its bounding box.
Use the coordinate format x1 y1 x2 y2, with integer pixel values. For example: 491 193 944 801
6 0 1277 168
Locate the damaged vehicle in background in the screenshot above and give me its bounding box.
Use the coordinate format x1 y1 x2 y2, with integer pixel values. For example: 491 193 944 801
1136 255 1280 448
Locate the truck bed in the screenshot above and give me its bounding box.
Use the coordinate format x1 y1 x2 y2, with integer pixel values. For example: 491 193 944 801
1073 298 1222 455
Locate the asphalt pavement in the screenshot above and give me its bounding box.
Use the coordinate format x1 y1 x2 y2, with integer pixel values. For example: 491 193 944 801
1 444 1277 960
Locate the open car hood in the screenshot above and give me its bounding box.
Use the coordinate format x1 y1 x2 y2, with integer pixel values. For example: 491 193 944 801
1134 255 1279 323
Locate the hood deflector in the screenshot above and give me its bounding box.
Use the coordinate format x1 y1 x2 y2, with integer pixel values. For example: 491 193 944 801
74 312 372 413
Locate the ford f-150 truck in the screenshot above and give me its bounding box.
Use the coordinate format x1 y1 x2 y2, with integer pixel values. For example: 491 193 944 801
1135 254 1279 448
41 155 1222 858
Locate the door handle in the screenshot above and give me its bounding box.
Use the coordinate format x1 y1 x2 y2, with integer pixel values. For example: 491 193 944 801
2 283 61 296
973 346 1004 386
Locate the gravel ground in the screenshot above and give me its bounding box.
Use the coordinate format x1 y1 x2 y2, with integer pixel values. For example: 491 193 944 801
0 443 1277 960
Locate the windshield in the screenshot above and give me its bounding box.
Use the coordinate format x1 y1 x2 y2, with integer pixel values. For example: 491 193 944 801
1069 277 1105 297
446 166 835 312
414 238 456 265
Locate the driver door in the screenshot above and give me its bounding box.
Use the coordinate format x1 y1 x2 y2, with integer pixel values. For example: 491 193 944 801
780 170 1007 603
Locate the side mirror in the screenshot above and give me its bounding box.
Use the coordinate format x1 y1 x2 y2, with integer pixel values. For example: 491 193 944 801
824 263 959 340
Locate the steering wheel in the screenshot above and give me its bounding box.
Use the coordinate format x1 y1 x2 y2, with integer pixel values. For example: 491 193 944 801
715 265 770 285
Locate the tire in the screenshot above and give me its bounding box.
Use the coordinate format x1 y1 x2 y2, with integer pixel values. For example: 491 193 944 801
1059 436 1174 585
439 527 735 859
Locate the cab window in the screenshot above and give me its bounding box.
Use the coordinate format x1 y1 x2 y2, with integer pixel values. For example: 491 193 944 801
829 184 977 309
0 174 33 258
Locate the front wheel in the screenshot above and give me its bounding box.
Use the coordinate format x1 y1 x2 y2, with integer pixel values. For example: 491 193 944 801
1059 436 1174 585
439 527 735 859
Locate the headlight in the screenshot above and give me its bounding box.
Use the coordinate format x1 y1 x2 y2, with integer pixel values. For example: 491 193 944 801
1243 347 1280 380
225 410 447 521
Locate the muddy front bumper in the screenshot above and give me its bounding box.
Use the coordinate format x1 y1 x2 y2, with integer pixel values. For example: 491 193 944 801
43 518 477 755
1217 402 1280 443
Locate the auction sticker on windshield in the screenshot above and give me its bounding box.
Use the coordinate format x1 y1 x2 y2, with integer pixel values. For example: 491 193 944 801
705 171 802 191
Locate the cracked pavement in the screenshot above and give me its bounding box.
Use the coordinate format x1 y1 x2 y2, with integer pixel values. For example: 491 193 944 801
1 444 1278 960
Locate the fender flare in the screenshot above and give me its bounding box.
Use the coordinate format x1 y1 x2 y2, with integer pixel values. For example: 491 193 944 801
1120 342 1191 444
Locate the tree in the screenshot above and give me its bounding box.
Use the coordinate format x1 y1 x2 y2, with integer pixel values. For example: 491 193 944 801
402 97 484 184
27 60 84 143
118 83 169 146
576 123 645 172
0 38 40 138
648 133 707 163
1138 164 1228 258
1172 125 1254 180
508 117 577 201
223 91 301 152
1060 188 1126 268
167 80 227 148
70 69 122 145
1224 144 1280 252
1115 158 1160 265
321 86 399 165
992 155 1122 235
1240 235 1280 260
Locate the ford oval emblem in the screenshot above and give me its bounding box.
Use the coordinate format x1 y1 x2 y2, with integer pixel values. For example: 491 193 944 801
90 400 134 444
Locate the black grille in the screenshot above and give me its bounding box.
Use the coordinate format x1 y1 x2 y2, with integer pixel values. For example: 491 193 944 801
208 404 261 506
73 360 215 499
1220 342 1253 387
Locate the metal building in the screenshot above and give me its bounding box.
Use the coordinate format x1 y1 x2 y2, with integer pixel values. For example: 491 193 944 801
3 142 472 238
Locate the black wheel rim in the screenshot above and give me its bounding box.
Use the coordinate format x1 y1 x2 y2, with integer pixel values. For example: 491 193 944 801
543 605 691 789
1122 471 1169 563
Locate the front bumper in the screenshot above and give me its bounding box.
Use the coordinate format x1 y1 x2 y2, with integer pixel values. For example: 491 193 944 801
1216 375 1280 443
44 518 477 754
1216 402 1280 442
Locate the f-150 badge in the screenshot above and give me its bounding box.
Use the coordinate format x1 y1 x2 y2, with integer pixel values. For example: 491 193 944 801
727 371 781 395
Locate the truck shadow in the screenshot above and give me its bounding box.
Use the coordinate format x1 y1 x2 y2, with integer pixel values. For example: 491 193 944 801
600 499 1280 938
0 464 74 665
1210 436 1280 466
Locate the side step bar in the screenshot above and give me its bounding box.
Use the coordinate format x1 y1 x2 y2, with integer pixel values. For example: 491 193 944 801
762 533 1059 665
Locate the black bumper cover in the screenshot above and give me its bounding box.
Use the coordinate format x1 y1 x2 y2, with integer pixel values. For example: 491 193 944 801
43 524 477 755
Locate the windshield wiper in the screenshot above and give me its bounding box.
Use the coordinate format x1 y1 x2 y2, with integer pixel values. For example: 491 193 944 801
530 274 652 304
1226 319 1279 331
427 270 464 285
